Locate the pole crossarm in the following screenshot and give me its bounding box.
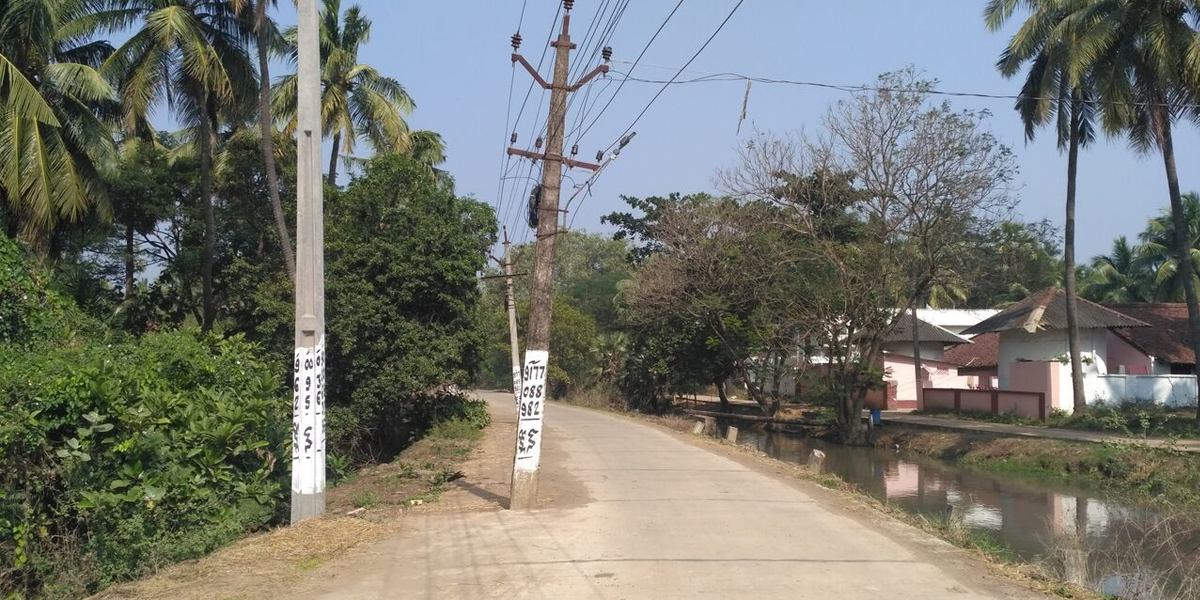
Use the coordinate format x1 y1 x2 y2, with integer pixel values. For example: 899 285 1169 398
505 147 601 171
512 54 550 89
569 64 610 92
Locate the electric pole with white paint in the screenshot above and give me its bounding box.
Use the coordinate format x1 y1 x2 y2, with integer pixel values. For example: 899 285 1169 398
291 0 326 523
502 228 522 408
506 0 610 509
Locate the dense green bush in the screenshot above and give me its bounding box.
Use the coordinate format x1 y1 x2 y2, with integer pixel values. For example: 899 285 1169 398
0 236 104 348
0 331 289 598
322 154 495 458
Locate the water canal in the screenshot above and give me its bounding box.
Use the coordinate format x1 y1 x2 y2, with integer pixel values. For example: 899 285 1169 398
726 425 1200 599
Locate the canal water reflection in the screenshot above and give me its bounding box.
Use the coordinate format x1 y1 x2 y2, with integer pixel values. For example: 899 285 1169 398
729 426 1199 599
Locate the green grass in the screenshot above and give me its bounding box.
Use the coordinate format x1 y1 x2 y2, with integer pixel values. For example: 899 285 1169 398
917 403 1200 439
920 515 1018 563
296 557 323 572
350 490 380 509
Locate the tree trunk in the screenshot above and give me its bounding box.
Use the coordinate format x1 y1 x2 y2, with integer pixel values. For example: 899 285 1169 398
327 131 341 186
1065 96 1087 411
715 379 731 413
258 30 296 281
1154 116 1200 425
911 303 924 411
124 214 135 331
733 362 775 417
199 95 216 332
124 219 135 300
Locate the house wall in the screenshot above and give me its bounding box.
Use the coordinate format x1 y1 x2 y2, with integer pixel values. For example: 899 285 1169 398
1106 331 1154 375
880 341 948 362
1083 374 1198 407
881 353 972 405
922 388 1047 419
997 328 1109 392
1008 360 1063 411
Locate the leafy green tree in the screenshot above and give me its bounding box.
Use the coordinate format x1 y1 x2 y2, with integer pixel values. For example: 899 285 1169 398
476 230 627 395
322 153 494 456
986 0 1099 410
1083 235 1151 302
624 196 814 417
103 139 196 330
965 220 1062 307
1138 193 1200 303
273 0 414 185
0 0 116 253
98 0 259 331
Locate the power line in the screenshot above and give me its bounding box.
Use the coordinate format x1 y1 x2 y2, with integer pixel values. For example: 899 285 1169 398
494 0 536 236
576 0 686 144
511 3 562 139
604 63 1200 111
602 0 746 152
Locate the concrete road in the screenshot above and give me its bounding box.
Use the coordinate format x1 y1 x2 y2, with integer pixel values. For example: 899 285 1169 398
296 392 1046 599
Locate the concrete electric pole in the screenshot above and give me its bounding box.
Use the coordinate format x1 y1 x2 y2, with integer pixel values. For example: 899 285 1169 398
507 0 609 509
291 0 326 523
503 228 522 408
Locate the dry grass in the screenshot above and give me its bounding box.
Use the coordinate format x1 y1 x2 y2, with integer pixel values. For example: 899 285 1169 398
93 418 489 600
92 517 389 600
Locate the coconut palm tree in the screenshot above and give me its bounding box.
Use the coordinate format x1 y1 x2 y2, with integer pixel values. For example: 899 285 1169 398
0 0 116 254
1138 193 1200 303
1083 235 1152 302
230 0 293 280
273 0 414 186
1057 0 1200 421
97 0 258 331
409 129 451 188
985 0 1097 410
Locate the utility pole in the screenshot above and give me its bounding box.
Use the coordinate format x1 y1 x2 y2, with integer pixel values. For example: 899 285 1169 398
507 0 609 510
291 0 326 523
503 228 522 408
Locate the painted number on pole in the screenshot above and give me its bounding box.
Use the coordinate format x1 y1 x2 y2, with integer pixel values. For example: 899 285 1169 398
512 366 522 407
515 350 548 471
292 336 326 494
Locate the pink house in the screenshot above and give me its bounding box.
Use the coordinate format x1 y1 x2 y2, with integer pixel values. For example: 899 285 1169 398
876 313 976 410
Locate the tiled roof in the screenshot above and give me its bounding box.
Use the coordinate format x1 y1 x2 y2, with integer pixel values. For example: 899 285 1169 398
944 332 999 370
962 288 1147 335
885 312 971 345
1108 303 1195 366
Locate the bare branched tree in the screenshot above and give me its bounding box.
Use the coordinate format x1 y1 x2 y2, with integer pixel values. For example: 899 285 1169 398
717 68 1017 443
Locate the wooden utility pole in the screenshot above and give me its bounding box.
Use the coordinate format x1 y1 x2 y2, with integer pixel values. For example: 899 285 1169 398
503 228 522 407
507 0 609 509
291 0 326 523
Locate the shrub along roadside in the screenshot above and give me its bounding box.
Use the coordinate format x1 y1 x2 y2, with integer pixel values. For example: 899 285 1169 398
0 331 290 599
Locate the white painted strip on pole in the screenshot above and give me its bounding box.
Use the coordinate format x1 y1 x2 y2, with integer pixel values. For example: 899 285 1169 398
515 350 548 472
291 336 326 494
512 366 522 407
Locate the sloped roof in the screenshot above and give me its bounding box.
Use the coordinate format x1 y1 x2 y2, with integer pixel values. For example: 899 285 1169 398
1108 303 1195 366
915 308 1001 331
962 288 1148 335
885 312 971 346
945 332 999 370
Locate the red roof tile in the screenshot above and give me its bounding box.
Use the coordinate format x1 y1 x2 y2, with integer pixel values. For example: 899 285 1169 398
944 332 999 370
1108 304 1195 366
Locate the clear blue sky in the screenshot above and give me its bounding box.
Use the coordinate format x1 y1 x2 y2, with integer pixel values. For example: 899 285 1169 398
273 0 1200 259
